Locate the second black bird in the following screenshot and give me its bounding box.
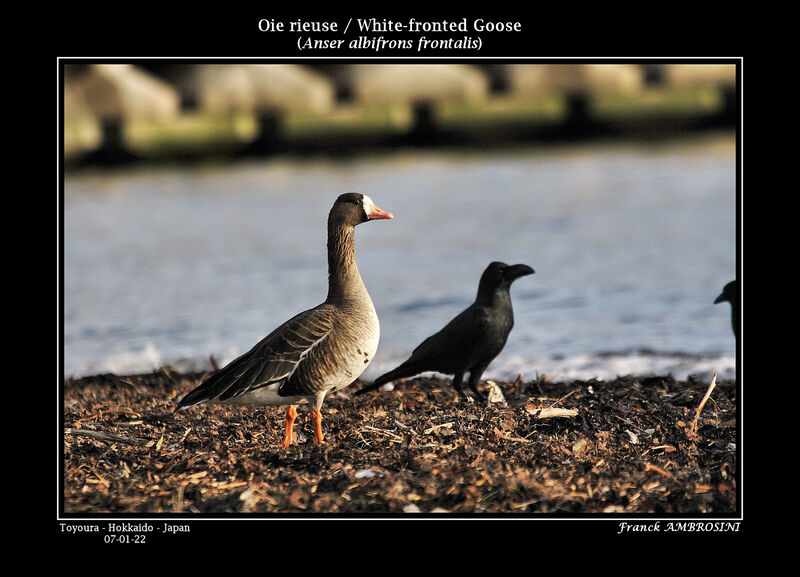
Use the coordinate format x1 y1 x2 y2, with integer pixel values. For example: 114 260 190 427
714 279 739 339
355 261 534 401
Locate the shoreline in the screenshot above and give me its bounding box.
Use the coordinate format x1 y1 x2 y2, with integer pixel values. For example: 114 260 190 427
61 369 738 515
63 346 736 387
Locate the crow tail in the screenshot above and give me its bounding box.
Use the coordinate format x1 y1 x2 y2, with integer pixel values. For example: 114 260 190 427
354 362 422 396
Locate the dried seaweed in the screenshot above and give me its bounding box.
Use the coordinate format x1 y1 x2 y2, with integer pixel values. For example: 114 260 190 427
61 370 737 515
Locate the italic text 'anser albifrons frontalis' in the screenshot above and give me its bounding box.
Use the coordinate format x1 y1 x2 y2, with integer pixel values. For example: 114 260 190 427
176 193 393 446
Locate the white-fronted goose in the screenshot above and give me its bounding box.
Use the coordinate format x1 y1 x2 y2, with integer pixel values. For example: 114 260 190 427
176 193 393 446
355 261 534 401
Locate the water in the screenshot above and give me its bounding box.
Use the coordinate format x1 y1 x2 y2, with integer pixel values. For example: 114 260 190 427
62 135 738 383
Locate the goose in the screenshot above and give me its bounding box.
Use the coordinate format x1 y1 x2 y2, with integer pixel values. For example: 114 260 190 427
355 261 534 401
175 193 393 446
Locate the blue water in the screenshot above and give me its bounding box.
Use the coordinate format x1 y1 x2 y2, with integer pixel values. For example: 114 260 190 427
63 135 737 382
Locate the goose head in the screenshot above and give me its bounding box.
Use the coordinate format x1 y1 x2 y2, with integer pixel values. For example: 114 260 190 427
330 193 393 227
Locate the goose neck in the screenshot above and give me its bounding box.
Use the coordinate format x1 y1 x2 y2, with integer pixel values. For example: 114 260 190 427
326 223 365 302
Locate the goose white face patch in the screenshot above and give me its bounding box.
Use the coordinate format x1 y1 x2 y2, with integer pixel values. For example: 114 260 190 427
362 194 375 213
360 194 393 221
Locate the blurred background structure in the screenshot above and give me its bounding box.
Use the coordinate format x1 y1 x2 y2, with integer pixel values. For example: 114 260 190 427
63 62 736 166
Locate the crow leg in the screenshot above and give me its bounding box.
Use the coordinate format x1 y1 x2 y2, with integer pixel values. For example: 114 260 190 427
451 372 470 400
468 369 487 402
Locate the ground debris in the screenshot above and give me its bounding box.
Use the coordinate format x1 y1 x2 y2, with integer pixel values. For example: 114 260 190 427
62 371 737 514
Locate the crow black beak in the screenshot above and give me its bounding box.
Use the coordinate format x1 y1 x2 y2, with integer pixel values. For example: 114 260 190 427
714 292 726 304
506 264 535 279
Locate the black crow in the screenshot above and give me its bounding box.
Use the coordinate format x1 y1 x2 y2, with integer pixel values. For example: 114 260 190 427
355 261 534 401
714 279 739 339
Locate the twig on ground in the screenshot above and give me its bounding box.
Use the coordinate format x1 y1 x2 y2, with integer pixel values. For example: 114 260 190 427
392 418 419 436
159 364 182 387
178 427 192 444
77 410 141 423
64 428 154 447
546 389 578 410
689 373 718 437
88 464 110 487
536 407 579 419
525 388 579 419
644 462 672 478
360 425 404 442
424 422 454 435
501 433 535 443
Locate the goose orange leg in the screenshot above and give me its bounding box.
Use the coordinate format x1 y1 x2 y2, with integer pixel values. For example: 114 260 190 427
310 409 324 444
278 405 298 447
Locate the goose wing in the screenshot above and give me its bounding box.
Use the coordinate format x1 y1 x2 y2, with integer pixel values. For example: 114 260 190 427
176 305 335 408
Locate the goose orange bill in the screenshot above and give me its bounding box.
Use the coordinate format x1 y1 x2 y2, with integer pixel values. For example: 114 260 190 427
366 204 393 220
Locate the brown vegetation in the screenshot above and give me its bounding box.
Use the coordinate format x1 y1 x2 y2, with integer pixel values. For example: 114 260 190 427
62 369 737 516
